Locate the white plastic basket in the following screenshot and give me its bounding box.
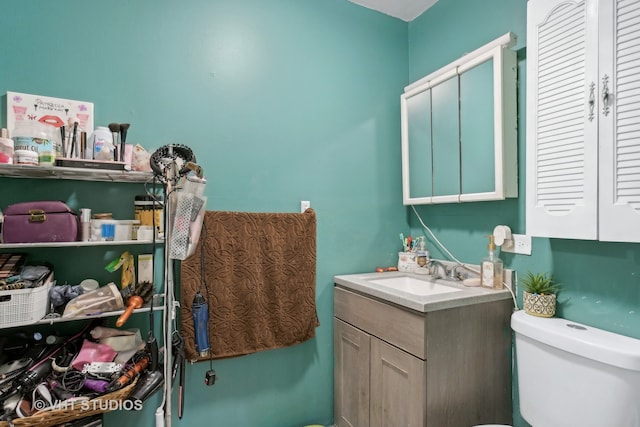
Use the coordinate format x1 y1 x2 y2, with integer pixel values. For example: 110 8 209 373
0 274 53 327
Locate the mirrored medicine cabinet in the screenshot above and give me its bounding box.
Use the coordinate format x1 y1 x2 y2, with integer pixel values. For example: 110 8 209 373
401 32 518 205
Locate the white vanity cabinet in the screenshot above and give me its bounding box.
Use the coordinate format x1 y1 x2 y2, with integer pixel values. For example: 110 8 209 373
401 33 518 205
526 0 640 241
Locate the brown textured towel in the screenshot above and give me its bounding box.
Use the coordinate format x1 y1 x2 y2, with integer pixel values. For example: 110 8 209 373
180 209 318 361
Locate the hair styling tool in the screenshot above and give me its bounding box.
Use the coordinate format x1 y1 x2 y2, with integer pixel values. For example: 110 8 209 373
126 369 163 405
199 222 215 387
116 295 144 327
170 331 185 418
106 353 149 393
0 322 93 403
192 292 210 358
83 378 110 393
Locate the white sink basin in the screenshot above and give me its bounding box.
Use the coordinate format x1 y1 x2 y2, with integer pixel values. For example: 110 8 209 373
368 276 463 297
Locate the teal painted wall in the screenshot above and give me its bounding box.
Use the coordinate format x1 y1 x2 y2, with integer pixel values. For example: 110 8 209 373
0 1 407 426
409 1 640 426
3 0 637 426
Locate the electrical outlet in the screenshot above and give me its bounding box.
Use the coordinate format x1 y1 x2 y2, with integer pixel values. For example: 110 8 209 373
512 234 532 255
300 200 311 213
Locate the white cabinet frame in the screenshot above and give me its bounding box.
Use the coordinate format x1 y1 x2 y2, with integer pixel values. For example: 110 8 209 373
401 32 518 205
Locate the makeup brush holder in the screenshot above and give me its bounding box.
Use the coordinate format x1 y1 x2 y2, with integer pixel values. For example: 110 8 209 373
397 252 417 272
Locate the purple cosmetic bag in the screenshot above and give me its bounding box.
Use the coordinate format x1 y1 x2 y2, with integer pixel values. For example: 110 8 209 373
2 201 79 243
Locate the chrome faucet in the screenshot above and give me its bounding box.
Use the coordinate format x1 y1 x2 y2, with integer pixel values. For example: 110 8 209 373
446 265 464 281
426 260 448 279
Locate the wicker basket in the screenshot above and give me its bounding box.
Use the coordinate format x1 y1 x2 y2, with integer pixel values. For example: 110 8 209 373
0 378 138 427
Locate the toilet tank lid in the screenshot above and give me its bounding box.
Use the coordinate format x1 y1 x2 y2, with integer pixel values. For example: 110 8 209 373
511 310 640 371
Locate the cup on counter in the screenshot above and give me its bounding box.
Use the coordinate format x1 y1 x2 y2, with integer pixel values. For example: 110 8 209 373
398 252 417 272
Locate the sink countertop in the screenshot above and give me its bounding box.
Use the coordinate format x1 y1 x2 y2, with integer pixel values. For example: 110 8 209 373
334 271 513 313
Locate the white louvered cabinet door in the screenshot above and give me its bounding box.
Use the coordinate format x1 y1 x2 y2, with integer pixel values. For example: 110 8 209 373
598 0 640 242
526 0 599 239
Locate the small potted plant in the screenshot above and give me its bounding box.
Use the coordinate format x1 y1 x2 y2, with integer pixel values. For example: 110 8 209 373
520 271 561 317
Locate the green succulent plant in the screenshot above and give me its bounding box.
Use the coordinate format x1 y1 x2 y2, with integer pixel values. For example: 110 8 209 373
520 271 561 295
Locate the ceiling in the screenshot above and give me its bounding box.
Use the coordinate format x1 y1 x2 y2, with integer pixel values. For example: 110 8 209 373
348 0 439 21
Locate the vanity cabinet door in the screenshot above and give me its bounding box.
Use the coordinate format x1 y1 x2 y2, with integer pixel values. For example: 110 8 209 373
334 318 370 427
370 337 426 427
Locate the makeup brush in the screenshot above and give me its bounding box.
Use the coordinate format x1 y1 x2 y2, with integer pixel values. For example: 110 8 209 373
80 131 87 159
60 125 66 157
119 123 130 163
108 123 121 161
70 121 78 158
67 117 75 157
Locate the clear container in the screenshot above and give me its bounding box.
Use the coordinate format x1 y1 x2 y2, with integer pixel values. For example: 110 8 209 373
90 126 114 161
134 195 164 234
0 137 14 164
11 121 60 166
62 283 124 318
14 149 38 166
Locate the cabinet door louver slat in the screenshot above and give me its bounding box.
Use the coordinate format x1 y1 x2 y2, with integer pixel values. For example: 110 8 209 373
538 139 584 154
615 0 640 212
535 3 587 213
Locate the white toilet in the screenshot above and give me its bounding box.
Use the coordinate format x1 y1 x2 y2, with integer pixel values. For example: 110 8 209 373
510 310 640 426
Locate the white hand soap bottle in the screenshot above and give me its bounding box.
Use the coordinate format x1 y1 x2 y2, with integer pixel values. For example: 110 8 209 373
481 235 503 290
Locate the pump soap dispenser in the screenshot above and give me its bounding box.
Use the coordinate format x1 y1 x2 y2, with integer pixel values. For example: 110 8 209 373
414 236 430 275
481 235 504 290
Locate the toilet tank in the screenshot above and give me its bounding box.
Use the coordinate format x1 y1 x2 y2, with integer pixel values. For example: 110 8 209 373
511 310 640 427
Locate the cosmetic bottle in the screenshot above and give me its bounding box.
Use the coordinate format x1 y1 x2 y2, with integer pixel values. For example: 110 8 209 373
481 235 503 289
414 236 430 275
